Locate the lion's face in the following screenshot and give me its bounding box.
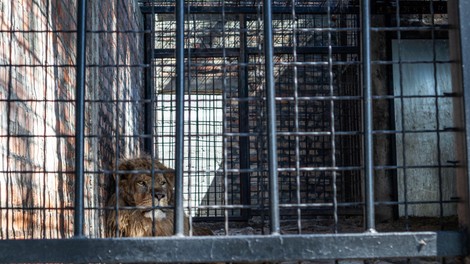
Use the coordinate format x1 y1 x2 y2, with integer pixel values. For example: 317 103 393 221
107 157 208 237
116 157 175 216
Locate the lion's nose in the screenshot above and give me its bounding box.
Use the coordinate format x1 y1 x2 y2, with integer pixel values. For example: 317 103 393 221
154 191 166 201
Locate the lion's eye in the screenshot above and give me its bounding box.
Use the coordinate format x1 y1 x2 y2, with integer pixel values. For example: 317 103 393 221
137 181 146 187
160 181 166 186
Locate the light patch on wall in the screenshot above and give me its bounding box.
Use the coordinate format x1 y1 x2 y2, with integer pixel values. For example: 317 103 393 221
393 39 457 217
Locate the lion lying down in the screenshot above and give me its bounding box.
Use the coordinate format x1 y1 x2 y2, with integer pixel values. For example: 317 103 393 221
106 156 212 237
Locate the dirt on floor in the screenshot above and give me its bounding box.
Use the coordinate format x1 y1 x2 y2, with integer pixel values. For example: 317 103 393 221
194 215 460 235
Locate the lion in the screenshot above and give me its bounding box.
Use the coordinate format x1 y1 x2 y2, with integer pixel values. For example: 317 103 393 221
106 156 212 237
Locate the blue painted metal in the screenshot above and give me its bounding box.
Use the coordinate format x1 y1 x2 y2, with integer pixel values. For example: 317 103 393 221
74 0 87 238
0 232 465 263
174 0 186 236
263 0 280 235
361 0 375 231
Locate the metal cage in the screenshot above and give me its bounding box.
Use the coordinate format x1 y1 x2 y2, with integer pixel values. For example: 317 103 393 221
0 0 469 263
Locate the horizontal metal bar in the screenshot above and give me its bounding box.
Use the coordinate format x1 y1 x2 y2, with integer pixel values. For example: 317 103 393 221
0 92 457 104
0 232 464 263
154 47 359 58
1 198 462 212
141 5 358 15
372 1 447 15
140 2 447 15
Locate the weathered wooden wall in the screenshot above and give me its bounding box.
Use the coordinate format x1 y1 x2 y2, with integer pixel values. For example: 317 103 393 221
0 0 144 239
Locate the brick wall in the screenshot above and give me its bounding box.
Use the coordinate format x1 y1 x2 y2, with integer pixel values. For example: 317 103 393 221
0 0 144 238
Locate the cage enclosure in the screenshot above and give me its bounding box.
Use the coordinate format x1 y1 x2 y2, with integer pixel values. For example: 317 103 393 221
0 0 468 263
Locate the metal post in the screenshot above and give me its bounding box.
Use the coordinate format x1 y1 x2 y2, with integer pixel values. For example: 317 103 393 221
174 0 185 236
361 0 375 231
74 0 87 238
238 15 251 220
263 0 280 235
143 15 155 156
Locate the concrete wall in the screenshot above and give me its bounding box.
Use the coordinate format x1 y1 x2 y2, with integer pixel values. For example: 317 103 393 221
393 39 457 217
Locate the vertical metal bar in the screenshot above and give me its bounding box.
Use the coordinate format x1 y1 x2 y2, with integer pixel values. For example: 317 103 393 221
74 0 87 238
186 9 194 233
263 0 280 235
174 0 185 236
221 0 230 233
144 15 155 157
428 2 445 224
238 15 251 220
147 7 158 235
326 1 338 233
5 0 14 239
394 0 410 230
112 0 122 237
290 0 302 233
361 0 375 231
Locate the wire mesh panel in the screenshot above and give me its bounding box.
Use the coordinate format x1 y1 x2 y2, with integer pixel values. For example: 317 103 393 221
0 0 80 239
140 0 468 241
0 0 147 239
0 0 469 263
149 1 364 223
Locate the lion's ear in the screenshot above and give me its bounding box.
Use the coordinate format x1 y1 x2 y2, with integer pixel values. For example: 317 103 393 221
114 159 135 182
164 170 176 185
